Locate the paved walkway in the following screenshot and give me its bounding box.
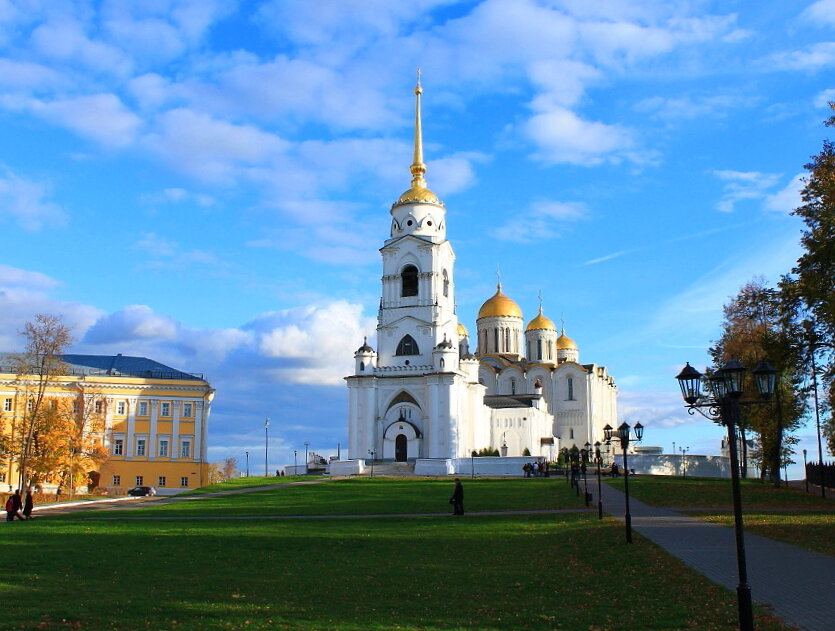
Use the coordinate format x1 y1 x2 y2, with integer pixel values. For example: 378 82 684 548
600 484 835 631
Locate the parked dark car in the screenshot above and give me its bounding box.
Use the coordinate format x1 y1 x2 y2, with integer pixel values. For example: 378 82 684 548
127 486 156 497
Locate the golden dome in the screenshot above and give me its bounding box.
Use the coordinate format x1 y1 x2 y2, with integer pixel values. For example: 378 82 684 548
526 309 556 332
478 284 523 319
394 186 443 207
556 330 577 350
457 322 468 337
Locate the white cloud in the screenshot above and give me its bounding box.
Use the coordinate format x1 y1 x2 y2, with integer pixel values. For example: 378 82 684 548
635 93 757 122
712 170 782 212
31 19 131 76
768 42 835 71
524 107 635 165
584 249 636 266
143 108 288 182
84 305 178 344
764 173 805 213
0 166 66 230
492 200 588 243
0 59 63 89
28 93 141 147
801 0 835 27
134 232 232 273
814 88 835 108
0 265 60 290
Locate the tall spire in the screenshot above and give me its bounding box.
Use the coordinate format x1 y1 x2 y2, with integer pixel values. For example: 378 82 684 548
410 68 427 189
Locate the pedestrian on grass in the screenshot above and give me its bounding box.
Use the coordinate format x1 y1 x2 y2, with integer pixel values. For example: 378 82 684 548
7 490 24 521
22 487 33 520
450 478 464 515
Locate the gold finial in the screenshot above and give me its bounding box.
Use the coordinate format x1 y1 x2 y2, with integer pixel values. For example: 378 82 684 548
495 265 502 291
409 68 427 189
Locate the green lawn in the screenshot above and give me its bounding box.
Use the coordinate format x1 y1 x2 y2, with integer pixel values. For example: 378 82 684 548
696 511 835 557
179 475 311 495
605 475 834 509
96 477 586 518
3 478 793 630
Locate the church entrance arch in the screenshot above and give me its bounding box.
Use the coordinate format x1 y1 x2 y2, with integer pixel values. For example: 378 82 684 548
395 434 408 461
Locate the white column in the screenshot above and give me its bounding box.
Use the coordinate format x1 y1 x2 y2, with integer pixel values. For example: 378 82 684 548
124 398 134 461
149 399 158 460
172 399 180 461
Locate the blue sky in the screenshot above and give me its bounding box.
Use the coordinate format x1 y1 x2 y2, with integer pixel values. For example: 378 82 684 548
0 0 832 475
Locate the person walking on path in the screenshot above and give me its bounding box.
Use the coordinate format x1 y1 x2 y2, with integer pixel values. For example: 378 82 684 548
6 490 25 521
22 487 33 520
449 478 464 515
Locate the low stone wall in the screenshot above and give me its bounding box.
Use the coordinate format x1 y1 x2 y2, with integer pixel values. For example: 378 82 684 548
326 460 366 476
414 456 543 477
616 453 756 478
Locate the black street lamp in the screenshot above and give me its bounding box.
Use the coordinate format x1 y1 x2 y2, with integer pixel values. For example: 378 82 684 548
264 418 270 477
803 448 809 493
582 442 591 507
368 449 376 478
304 441 310 475
245 451 249 478
680 446 690 477
471 450 477 479
602 421 644 544
594 441 603 520
293 449 297 475
676 358 777 631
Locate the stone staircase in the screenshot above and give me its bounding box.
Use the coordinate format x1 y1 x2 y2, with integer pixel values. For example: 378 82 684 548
366 460 417 477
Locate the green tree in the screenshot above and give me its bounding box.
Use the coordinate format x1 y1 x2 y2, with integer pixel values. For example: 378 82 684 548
710 280 805 485
780 103 835 452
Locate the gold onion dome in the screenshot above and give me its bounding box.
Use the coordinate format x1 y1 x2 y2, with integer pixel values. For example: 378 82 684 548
457 322 468 337
478 284 523 319
556 330 577 350
392 71 444 209
526 308 556 332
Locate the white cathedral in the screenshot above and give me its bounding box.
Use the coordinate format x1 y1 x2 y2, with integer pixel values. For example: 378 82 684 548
344 79 617 472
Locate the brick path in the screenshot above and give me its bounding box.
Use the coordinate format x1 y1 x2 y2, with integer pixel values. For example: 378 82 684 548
600 483 835 631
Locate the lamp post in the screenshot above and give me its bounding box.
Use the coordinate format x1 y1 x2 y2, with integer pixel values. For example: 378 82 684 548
582 442 591 507
471 450 477 479
293 450 297 475
245 451 249 478
602 421 644 544
264 418 270 477
304 441 310 475
680 446 690 477
676 358 777 631
803 448 809 493
368 449 376 478
594 441 603 519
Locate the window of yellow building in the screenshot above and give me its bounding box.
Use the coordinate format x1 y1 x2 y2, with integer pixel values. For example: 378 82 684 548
135 475 143 486
160 401 171 417
3 398 11 412
116 401 126 415
180 476 188 487
113 475 120 486
158 476 166 487
113 438 123 456
159 439 169 457
138 401 148 416
136 438 146 456
183 402 193 417
180 440 191 458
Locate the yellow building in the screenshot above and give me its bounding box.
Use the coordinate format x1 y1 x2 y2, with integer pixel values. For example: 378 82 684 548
0 353 213 495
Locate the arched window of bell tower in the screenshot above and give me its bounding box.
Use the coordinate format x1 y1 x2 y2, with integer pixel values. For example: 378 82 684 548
396 335 420 356
401 265 419 297
442 269 449 297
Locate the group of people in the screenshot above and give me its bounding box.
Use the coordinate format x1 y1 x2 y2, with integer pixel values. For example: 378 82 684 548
522 460 549 478
4 488 33 521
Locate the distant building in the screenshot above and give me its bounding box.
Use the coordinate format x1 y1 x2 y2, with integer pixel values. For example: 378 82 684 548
0 353 213 495
345 79 617 469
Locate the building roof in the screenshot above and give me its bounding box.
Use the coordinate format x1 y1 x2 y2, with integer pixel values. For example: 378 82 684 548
0 353 205 381
483 394 541 409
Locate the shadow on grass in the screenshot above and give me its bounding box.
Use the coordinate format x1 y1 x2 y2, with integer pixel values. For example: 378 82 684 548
2 514 790 630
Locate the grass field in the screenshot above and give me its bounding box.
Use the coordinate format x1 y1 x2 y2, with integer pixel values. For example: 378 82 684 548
695 511 835 557
103 477 585 518
605 475 835 509
4 477 793 631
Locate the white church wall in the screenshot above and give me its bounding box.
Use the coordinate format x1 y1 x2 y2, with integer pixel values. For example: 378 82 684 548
618 454 755 478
